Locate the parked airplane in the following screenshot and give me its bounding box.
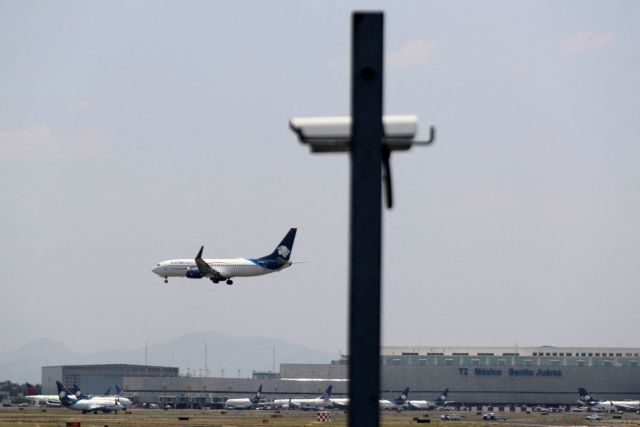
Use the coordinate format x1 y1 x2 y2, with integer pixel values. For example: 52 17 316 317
407 388 452 410
273 385 333 410
152 228 297 285
578 387 640 411
70 384 132 407
225 385 263 409
330 395 350 409
56 382 128 413
380 387 410 410
25 383 62 407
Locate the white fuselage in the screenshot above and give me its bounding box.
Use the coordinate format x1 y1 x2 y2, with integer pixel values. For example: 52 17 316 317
152 258 289 279
330 397 349 408
591 400 640 411
62 395 130 412
407 400 436 410
273 397 332 410
379 399 405 410
26 395 63 406
225 398 256 409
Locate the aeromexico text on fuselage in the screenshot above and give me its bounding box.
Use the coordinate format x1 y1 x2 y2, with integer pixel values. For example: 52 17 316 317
152 228 297 285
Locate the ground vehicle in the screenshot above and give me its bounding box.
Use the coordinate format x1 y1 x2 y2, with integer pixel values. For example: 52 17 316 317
483 413 496 420
586 414 602 420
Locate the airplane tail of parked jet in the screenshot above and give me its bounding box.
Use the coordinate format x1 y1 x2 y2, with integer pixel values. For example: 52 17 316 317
320 385 333 400
251 385 263 404
56 382 74 406
578 387 596 405
26 384 37 396
436 388 449 405
392 387 410 405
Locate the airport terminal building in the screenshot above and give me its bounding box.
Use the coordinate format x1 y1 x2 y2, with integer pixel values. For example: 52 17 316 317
42 346 640 407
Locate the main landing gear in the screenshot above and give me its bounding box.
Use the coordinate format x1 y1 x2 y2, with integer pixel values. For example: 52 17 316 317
210 278 234 285
164 277 168 284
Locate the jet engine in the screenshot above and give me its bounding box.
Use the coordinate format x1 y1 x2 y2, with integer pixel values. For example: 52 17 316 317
186 267 204 278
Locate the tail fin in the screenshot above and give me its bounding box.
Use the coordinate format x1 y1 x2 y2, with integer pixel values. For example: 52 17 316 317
579 387 595 404
71 383 86 399
320 385 333 400
115 385 123 396
104 386 112 395
393 387 410 404
56 381 73 405
251 385 263 404
26 383 37 396
268 228 297 261
437 388 449 404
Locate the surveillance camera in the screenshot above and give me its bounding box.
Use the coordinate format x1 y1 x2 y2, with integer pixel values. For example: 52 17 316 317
289 115 418 152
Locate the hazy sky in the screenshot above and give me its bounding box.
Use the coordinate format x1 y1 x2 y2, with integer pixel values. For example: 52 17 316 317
1 0 639 356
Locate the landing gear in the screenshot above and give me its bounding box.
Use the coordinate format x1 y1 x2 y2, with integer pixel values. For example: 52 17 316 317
210 278 219 284
226 279 233 285
164 277 168 284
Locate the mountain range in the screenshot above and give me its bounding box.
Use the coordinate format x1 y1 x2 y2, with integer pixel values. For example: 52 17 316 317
0 331 337 384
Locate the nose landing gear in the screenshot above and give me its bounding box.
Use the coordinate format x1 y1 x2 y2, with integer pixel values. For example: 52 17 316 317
164 277 168 284
226 279 233 285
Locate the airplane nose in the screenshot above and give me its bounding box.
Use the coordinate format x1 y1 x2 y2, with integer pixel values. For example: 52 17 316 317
152 266 161 275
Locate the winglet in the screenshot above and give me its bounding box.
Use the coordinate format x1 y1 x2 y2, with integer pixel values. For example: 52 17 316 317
196 246 204 259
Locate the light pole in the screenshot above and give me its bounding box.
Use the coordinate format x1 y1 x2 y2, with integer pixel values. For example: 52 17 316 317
290 12 435 426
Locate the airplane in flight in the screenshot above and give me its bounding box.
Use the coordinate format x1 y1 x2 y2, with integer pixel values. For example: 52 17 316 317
273 385 333 410
225 385 263 409
407 388 452 410
379 387 410 410
152 228 297 285
578 387 640 411
56 382 129 413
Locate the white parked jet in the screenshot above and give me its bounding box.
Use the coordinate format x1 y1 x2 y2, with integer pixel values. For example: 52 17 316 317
56 382 129 414
578 387 640 412
25 384 63 407
152 228 297 285
273 385 333 410
407 388 452 410
379 387 410 410
225 385 263 409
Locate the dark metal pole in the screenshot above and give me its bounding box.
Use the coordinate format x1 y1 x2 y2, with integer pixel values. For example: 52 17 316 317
348 12 383 427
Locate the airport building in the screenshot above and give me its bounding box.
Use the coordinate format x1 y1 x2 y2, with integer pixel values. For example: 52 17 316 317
41 364 179 396
42 346 640 407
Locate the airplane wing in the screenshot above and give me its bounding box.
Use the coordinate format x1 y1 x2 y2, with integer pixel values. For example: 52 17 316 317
195 246 226 280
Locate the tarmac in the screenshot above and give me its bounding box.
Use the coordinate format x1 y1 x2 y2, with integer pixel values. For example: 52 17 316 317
1 407 640 427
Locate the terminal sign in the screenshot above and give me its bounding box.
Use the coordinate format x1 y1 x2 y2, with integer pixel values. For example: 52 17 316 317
458 368 562 377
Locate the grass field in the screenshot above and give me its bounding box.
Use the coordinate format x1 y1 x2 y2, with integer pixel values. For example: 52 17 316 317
1 407 639 427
